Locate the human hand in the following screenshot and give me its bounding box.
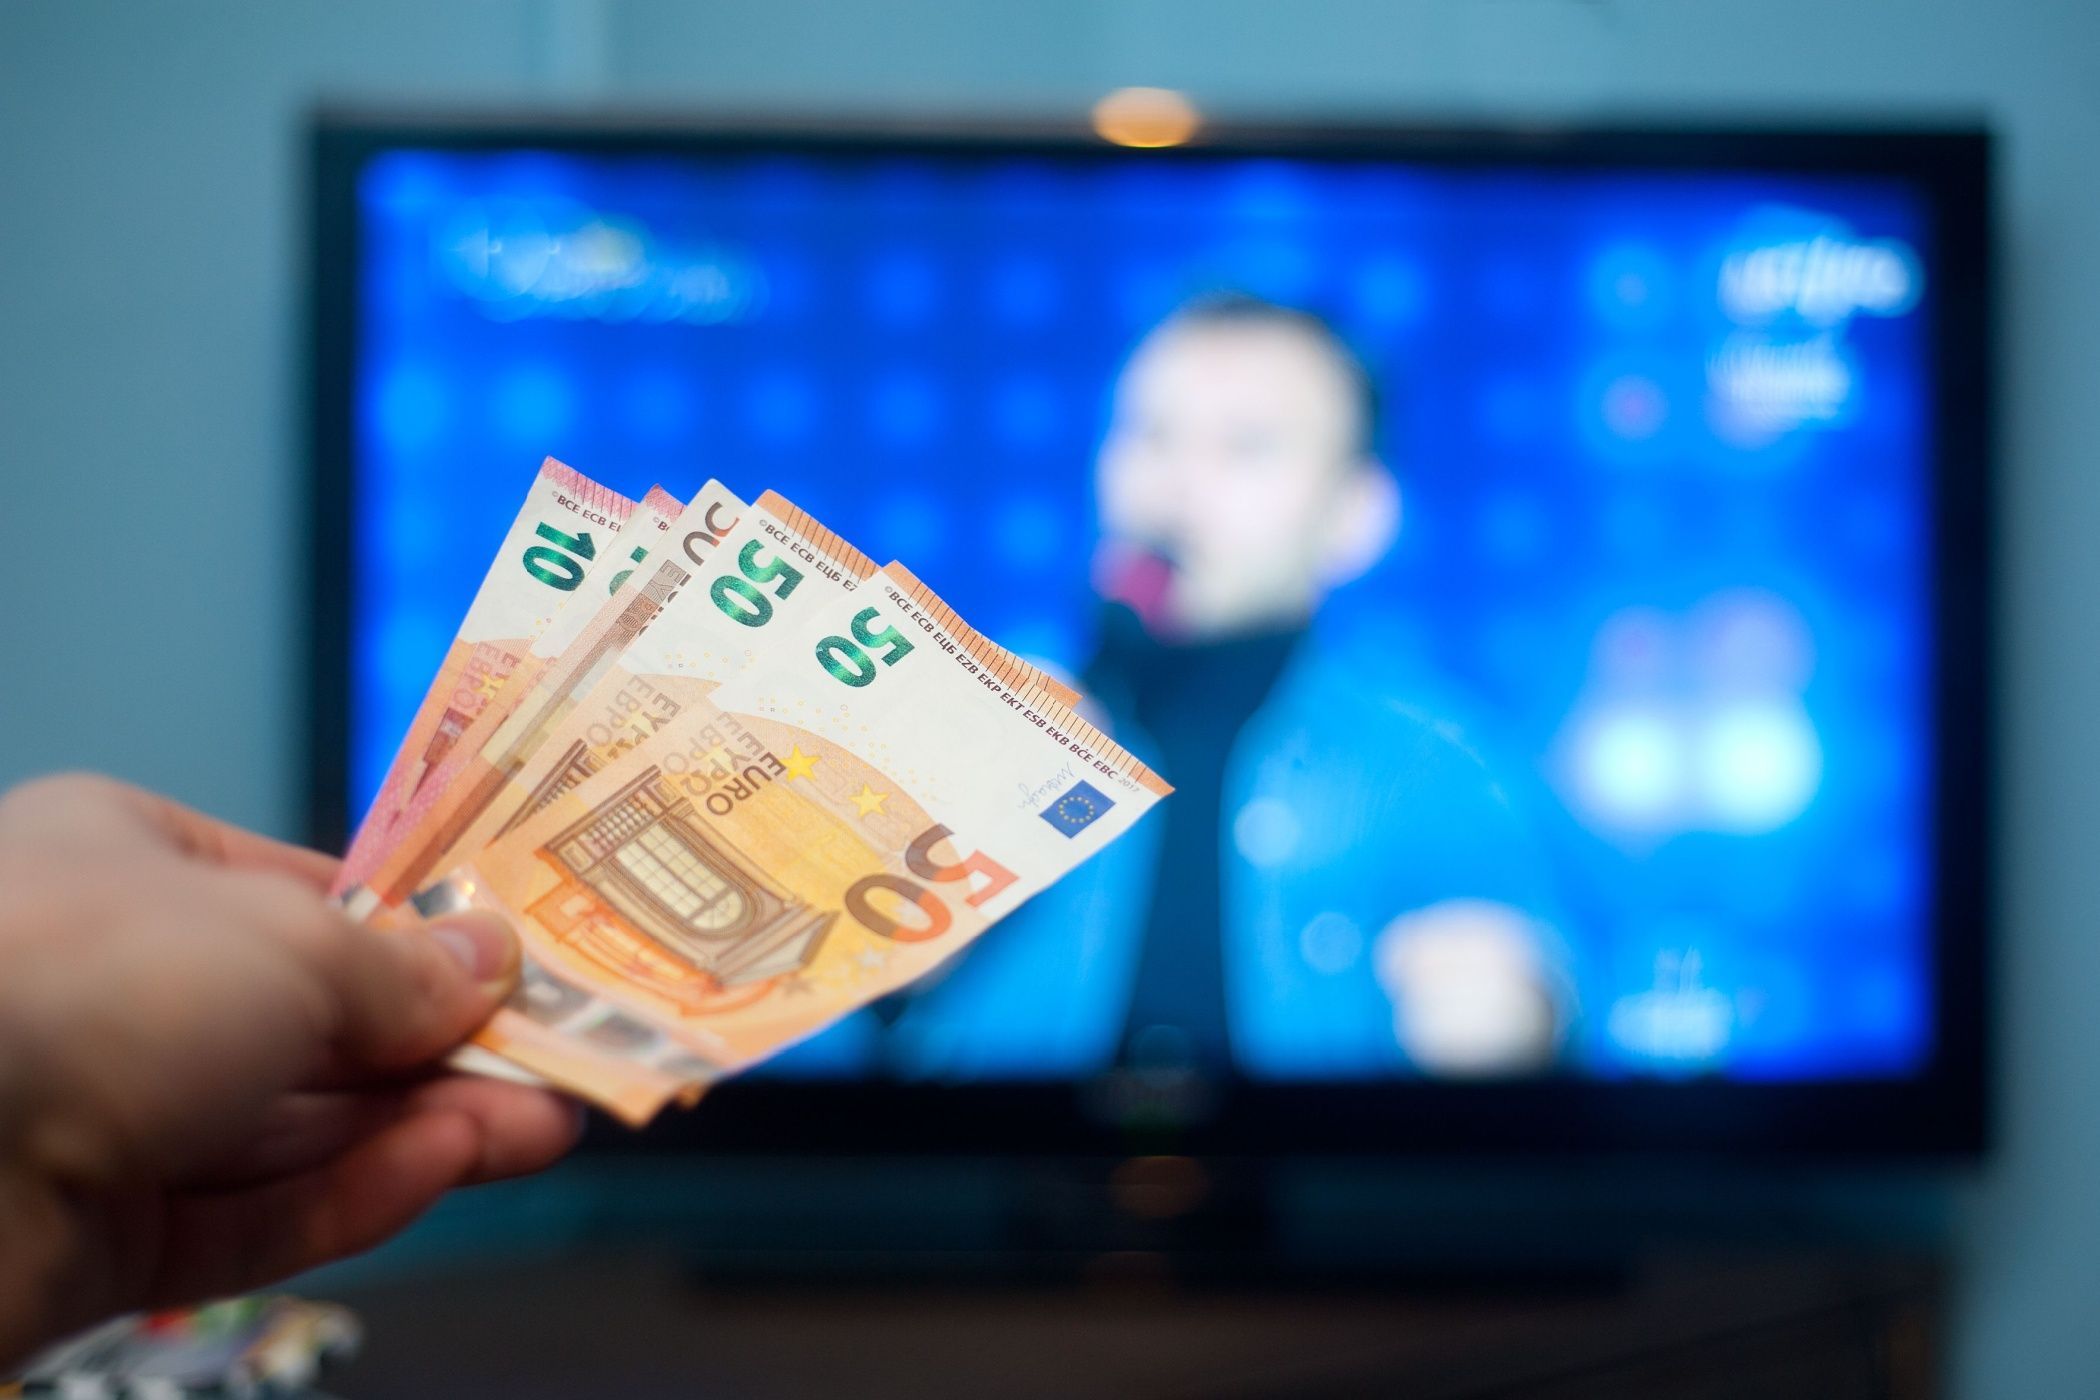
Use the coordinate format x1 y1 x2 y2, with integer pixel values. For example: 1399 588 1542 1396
0 774 582 1366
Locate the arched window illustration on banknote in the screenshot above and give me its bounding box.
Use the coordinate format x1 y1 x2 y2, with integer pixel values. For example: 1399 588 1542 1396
525 767 838 1002
501 739 606 835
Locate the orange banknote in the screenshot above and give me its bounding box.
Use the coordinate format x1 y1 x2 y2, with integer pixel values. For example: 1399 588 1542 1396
341 480 746 914
336 459 645 891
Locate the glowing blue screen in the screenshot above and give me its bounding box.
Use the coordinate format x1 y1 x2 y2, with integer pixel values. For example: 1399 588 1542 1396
353 145 1935 1083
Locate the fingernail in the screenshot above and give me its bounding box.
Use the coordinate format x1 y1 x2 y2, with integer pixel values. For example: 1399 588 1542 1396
432 913 516 985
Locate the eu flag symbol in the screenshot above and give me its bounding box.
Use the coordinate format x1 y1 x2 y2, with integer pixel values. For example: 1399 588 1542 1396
1040 779 1114 837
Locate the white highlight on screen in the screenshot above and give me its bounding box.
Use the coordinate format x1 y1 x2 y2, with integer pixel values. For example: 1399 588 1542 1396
1298 911 1365 976
1697 702 1823 833
1375 900 1563 1074
1557 595 1823 839
1568 698 1821 837
1579 708 1681 826
1233 797 1302 869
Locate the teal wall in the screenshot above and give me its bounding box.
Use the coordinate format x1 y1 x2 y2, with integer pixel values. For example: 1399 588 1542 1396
3 2 2095 1391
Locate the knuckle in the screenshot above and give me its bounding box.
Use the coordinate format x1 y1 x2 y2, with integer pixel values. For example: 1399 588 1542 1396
0 771 126 822
229 869 354 963
20 770 123 800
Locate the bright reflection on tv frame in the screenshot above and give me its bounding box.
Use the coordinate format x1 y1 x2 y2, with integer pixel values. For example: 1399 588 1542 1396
347 140 1944 1091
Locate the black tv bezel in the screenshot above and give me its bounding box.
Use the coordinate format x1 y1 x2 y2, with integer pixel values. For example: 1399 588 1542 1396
307 114 1993 1159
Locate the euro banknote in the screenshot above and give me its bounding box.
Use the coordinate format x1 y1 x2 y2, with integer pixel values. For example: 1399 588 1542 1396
416 560 1169 1122
336 460 643 888
341 480 748 914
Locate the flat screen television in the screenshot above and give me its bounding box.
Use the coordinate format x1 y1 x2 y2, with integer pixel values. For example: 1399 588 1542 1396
309 116 1991 1156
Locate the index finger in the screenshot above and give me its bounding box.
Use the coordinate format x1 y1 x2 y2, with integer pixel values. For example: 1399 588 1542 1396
1 773 343 890
136 791 341 891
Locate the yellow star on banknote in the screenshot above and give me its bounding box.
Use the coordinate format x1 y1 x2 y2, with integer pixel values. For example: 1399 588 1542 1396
781 744 819 780
850 784 889 817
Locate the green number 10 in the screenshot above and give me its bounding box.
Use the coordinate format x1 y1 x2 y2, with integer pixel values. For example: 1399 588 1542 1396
522 521 597 592
817 607 915 687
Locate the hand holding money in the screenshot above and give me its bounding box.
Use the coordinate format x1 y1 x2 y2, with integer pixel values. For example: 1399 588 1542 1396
339 461 1170 1123
0 774 579 1370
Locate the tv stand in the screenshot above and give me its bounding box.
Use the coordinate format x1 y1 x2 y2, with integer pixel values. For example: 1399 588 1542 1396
338 1241 1939 1398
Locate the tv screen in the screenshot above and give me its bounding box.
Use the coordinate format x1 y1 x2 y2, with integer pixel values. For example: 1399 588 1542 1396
313 119 1989 1152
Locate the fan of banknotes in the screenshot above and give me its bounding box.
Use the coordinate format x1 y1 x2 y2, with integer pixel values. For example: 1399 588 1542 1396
334 460 1170 1124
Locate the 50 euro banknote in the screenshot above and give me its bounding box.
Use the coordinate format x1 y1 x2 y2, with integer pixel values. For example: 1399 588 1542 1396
412 561 1170 1123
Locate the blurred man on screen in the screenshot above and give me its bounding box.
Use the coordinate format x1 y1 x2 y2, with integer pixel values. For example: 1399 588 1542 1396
885 294 1572 1084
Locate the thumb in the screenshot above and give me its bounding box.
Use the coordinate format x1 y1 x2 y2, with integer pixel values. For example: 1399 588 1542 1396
300 906 521 1076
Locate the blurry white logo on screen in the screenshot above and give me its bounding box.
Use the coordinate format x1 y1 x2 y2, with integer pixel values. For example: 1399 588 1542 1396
1606 949 1734 1068
439 198 768 326
1718 231 1920 327
1706 333 1853 439
1707 219 1920 444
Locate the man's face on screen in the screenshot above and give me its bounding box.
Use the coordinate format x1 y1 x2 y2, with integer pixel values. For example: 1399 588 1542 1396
1095 317 1382 640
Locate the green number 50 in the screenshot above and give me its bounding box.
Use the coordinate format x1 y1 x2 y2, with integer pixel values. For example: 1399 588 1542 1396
710 540 805 628
817 607 915 687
